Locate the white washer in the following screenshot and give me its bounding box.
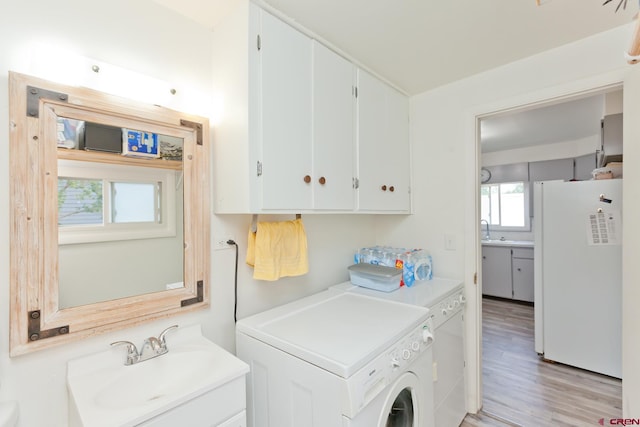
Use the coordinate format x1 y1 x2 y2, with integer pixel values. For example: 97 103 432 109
236 290 435 427
332 277 466 427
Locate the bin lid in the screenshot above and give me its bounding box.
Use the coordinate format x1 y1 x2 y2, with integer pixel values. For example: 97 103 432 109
347 263 400 278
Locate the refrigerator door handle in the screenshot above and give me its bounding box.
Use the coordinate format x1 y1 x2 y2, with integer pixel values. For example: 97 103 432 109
599 194 613 203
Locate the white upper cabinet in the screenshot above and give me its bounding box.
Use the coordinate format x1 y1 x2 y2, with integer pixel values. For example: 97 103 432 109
211 1 408 214
357 69 411 212
259 9 313 210
312 41 356 210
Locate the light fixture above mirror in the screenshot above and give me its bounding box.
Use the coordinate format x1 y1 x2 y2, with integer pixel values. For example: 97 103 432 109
9 71 210 356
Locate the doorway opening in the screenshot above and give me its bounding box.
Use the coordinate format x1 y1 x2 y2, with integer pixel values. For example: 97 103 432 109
476 86 624 424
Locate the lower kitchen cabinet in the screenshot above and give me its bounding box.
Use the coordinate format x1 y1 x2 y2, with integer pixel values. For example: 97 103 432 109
482 245 534 302
512 249 534 302
482 246 512 299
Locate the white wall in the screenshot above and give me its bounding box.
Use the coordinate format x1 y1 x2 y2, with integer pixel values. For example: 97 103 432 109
0 1 378 425
377 23 640 416
58 233 184 308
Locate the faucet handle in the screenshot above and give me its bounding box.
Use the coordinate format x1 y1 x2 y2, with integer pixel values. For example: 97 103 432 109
111 340 139 365
158 325 178 348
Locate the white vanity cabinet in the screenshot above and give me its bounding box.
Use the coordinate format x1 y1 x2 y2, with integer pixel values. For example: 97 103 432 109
138 377 247 427
356 69 411 212
217 412 247 427
212 1 408 214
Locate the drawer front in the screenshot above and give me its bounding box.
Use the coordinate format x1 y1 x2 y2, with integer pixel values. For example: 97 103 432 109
512 248 534 259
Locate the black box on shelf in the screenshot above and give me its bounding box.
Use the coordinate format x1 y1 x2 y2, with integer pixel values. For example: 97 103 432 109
81 122 122 153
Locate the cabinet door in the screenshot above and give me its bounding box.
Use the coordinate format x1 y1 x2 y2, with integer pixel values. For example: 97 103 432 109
357 69 410 212
312 41 355 210
512 257 534 302
574 153 596 181
529 158 574 182
259 10 312 210
481 246 512 298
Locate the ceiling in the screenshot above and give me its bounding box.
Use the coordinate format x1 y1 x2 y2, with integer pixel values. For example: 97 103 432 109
480 93 608 153
151 0 632 154
151 0 637 95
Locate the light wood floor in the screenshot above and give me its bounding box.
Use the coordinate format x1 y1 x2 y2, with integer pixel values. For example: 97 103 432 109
460 297 622 427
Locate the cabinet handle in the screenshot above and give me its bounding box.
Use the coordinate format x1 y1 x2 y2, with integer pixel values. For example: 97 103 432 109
389 186 395 192
381 185 387 191
319 176 326 185
483 256 486 259
304 175 311 184
517 268 521 272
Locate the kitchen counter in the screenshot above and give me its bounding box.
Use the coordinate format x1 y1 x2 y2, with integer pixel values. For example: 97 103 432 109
481 239 534 248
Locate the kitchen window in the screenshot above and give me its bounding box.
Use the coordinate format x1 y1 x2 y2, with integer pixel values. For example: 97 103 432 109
481 181 530 231
58 160 178 245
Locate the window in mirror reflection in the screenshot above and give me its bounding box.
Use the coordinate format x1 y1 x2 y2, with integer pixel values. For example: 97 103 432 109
111 182 160 223
57 160 178 245
58 178 103 226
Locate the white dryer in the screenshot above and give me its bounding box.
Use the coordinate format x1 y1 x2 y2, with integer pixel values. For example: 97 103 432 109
236 290 434 427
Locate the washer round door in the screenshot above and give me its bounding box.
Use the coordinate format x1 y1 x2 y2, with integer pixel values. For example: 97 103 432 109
378 372 424 427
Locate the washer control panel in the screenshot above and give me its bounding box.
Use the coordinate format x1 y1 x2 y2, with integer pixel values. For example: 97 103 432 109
347 319 434 416
388 318 433 372
431 290 465 329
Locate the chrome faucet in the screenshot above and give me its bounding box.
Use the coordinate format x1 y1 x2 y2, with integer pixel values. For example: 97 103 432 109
111 325 178 366
110 340 139 366
480 219 490 240
141 336 163 356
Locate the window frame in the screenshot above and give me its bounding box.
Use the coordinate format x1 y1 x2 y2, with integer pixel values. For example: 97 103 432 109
481 181 531 232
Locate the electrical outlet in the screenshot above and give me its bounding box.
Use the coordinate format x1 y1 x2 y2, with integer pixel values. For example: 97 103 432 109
214 236 235 251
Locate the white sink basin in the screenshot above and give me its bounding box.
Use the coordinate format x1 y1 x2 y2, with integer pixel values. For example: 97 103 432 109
93 348 217 410
67 325 249 427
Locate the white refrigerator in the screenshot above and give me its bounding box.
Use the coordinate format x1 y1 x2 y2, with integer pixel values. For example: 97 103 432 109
533 179 622 378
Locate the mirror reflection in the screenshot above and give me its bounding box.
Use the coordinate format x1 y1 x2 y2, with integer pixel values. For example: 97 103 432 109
56 117 185 309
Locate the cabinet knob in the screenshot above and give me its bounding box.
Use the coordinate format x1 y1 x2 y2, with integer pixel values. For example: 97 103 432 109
517 268 522 272
389 186 395 192
381 185 387 191
304 175 311 184
483 256 486 259
319 176 326 185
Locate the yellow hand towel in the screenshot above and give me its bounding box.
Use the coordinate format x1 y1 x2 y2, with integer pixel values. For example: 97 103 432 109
246 218 309 281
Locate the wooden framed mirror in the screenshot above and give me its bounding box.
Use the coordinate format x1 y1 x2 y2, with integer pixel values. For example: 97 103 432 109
9 72 210 356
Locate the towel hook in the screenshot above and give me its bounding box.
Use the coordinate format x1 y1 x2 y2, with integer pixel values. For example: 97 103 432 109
251 214 258 233
250 214 302 233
